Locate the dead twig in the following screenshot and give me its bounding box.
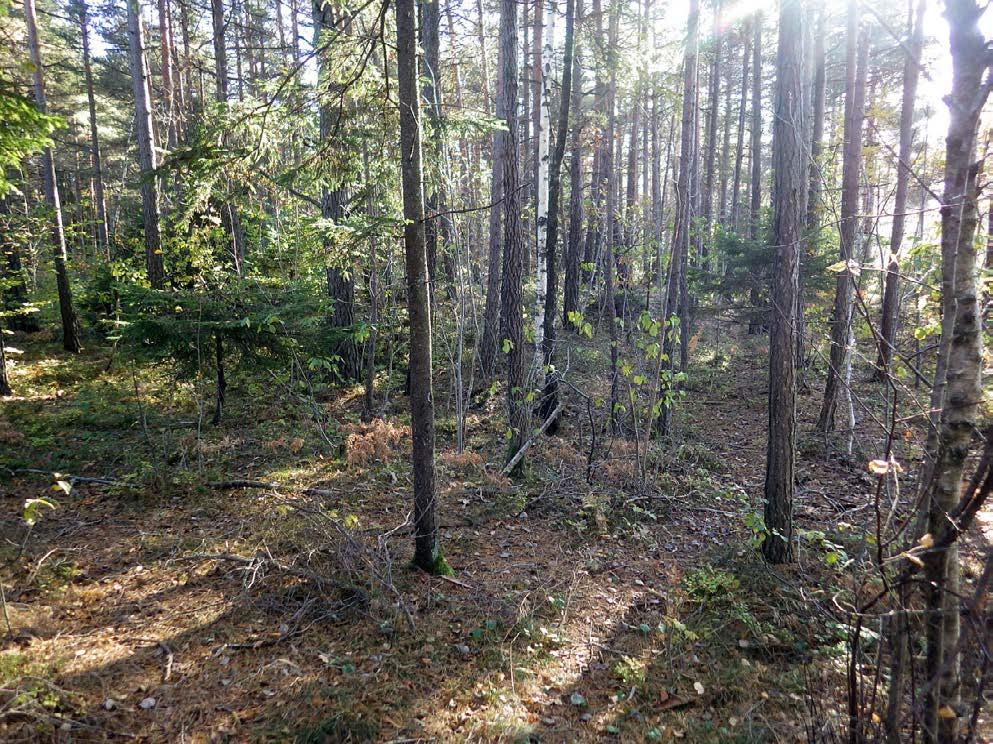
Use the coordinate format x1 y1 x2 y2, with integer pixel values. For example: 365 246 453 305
207 480 335 497
502 404 564 475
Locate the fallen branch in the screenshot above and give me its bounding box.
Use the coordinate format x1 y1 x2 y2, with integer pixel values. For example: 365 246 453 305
11 470 334 498
207 480 334 497
13 468 126 487
502 404 564 476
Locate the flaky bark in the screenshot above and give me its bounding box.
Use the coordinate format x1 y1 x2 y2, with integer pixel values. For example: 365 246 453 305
730 24 750 232
539 0 577 429
479 4 507 378
396 0 439 571
24 0 82 351
921 2 990 738
78 0 110 259
762 0 805 565
126 0 166 289
314 1 360 380
499 0 528 468
816 2 866 433
562 2 585 326
875 0 925 378
658 0 698 434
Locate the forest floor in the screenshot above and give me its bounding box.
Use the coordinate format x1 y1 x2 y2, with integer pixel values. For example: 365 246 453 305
0 322 989 742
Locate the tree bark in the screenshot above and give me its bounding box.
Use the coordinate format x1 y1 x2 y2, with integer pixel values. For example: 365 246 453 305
498 0 528 470
921 2 990 738
659 0 698 434
746 12 764 334
24 0 82 351
604 3 620 429
419 0 443 291
211 0 229 101
539 0 576 431
396 0 440 572
762 0 804 565
479 2 507 378
532 0 553 381
797 0 825 368
157 0 177 149
126 0 166 289
730 24 750 232
749 14 762 240
562 4 585 326
314 1 361 381
875 0 925 379
816 3 866 433
78 0 110 260
700 0 721 271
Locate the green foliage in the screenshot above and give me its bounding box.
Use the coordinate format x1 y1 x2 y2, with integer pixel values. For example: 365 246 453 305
0 77 63 196
114 278 339 379
683 567 740 602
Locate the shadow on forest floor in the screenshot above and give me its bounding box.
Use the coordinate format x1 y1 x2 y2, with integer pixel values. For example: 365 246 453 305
0 326 987 741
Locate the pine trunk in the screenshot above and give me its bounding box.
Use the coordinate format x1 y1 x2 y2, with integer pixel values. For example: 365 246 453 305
562 8 585 327
24 0 82 351
78 0 110 260
539 0 577 430
658 0 697 435
126 0 166 289
816 3 866 433
396 0 440 572
762 0 804 565
875 0 925 378
479 2 507 378
499 0 528 469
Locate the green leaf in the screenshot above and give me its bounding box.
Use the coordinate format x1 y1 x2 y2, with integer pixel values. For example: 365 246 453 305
23 497 57 527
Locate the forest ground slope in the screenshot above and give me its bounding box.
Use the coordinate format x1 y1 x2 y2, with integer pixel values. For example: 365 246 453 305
0 325 988 742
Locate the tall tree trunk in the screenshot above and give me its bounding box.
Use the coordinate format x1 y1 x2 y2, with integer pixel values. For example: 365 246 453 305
604 2 620 430
746 12 763 333
700 0 721 271
717 30 733 226
396 0 440 573
730 24 750 232
540 0 577 430
419 0 442 291
562 0 584 326
499 0 528 469
24 0 82 351
313 2 361 380
921 2 990 738
532 0 553 381
479 2 507 378
875 0 925 379
816 2 866 432
762 0 804 565
178 0 195 114
581 0 606 287
212 0 229 101
659 0 698 434
126 0 166 289
797 0 825 368
157 0 177 149
749 14 762 239
78 0 110 260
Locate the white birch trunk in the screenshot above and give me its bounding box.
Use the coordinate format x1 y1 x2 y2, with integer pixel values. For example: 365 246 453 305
532 0 554 380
